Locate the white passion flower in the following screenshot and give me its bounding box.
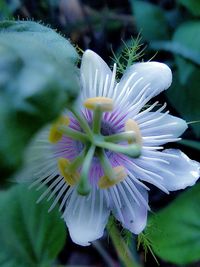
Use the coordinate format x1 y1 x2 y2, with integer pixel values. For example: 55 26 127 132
23 50 200 246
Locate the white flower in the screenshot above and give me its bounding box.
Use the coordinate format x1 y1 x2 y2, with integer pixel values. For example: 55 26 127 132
22 50 200 246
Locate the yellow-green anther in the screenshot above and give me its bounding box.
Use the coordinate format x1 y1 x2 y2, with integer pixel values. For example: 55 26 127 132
125 119 142 145
84 97 113 112
98 166 127 189
58 158 80 186
49 115 70 143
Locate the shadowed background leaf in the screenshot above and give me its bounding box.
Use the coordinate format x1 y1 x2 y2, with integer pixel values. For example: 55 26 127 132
0 184 66 267
0 20 79 185
166 21 200 138
146 183 200 265
130 0 170 41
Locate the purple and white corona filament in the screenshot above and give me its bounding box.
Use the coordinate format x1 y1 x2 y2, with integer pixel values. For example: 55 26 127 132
26 50 200 246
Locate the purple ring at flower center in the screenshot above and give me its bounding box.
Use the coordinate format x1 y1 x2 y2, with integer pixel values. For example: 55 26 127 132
52 110 128 185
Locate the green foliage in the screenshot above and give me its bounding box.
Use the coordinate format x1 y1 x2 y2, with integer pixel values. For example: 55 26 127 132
178 0 200 16
121 228 133 247
150 40 200 66
130 0 170 41
173 21 200 83
137 232 159 264
179 139 200 150
0 20 79 183
164 21 200 138
0 0 20 19
146 183 200 265
112 36 144 76
149 21 200 138
166 71 200 138
0 184 66 267
130 3 200 140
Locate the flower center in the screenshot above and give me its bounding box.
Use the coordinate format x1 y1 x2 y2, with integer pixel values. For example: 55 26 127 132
100 120 116 136
49 97 142 196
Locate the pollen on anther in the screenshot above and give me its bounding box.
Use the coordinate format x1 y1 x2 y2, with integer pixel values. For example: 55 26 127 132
58 158 80 186
125 119 142 145
98 166 127 189
84 97 113 112
49 115 70 143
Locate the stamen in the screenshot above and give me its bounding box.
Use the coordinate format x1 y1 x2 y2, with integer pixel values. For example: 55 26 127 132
57 158 80 186
48 115 70 143
92 106 103 134
57 148 87 186
98 166 127 189
125 119 142 145
69 106 93 139
104 131 136 143
95 140 141 158
97 150 126 189
98 150 116 181
58 125 89 143
77 146 96 196
84 97 113 112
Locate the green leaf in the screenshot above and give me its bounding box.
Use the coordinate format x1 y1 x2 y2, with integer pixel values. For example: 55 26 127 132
173 21 200 84
0 20 78 65
150 41 200 66
165 22 200 137
147 183 200 265
179 139 200 150
0 20 79 183
0 0 20 19
166 71 200 138
178 0 200 16
0 184 66 267
130 0 170 41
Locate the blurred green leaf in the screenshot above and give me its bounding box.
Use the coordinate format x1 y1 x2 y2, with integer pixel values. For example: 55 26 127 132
0 0 11 18
147 183 200 265
130 0 170 41
162 22 200 137
0 184 66 267
0 20 79 183
179 139 200 150
166 72 200 138
178 0 200 16
0 0 21 19
173 21 200 84
150 41 200 66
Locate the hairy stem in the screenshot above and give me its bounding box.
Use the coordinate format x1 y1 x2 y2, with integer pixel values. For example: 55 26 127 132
107 217 141 267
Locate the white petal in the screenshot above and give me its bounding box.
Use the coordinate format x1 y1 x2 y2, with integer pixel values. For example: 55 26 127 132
111 182 148 234
157 149 200 191
63 187 110 246
137 149 200 191
80 50 114 98
140 112 188 145
116 62 172 110
14 127 57 184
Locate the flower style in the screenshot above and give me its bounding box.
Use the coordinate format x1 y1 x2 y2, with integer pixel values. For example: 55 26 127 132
24 50 200 246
